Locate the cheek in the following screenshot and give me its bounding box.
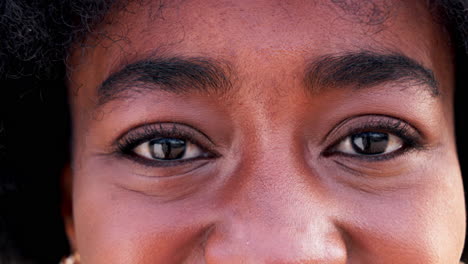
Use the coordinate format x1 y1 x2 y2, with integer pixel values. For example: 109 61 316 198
338 161 466 262
72 172 215 264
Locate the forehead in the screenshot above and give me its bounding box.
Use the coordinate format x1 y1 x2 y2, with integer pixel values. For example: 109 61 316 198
68 0 452 103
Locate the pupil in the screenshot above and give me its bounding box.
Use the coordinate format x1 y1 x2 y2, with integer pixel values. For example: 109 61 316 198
149 138 187 160
351 132 389 155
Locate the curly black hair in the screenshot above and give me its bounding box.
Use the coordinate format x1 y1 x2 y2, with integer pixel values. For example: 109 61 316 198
0 1 121 263
0 0 467 263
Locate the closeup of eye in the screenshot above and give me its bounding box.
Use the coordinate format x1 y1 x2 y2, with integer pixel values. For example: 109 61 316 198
116 123 217 167
335 132 403 156
133 138 204 161
323 115 424 161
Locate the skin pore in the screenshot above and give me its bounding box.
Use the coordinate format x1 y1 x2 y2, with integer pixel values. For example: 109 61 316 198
65 0 466 263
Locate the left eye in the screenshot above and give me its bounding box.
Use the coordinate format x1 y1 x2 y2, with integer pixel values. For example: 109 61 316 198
335 132 403 156
133 138 204 161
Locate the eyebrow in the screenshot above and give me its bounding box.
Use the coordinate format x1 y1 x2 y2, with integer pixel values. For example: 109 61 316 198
304 51 440 96
97 57 233 105
97 51 439 106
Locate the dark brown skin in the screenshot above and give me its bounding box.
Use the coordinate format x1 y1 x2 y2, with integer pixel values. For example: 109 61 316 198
65 0 466 263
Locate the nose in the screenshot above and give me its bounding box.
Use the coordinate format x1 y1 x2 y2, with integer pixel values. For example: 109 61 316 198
203 142 348 264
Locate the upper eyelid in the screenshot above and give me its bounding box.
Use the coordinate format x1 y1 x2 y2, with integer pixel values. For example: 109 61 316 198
118 125 194 150
115 122 215 150
329 126 415 149
322 114 422 145
116 122 215 141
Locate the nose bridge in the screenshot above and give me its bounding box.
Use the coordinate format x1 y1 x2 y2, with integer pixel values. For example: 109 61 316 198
204 138 347 263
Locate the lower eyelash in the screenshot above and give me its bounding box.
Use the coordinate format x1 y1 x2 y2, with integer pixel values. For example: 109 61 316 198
118 152 212 168
332 144 417 162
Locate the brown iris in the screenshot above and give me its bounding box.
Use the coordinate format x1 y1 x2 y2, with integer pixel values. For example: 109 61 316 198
351 132 389 155
149 138 187 160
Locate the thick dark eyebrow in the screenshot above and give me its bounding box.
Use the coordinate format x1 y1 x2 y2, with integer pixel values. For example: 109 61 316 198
97 52 439 107
97 57 233 106
304 51 440 96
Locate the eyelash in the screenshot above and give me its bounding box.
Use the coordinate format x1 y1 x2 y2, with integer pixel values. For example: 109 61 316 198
323 118 425 161
115 123 216 167
115 117 424 168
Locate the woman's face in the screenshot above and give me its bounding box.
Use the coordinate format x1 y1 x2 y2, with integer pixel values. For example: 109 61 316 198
66 0 466 263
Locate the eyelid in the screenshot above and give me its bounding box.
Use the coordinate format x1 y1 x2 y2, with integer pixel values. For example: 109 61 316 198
323 114 424 144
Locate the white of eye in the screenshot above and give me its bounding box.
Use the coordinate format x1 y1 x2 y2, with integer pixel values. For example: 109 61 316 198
133 138 203 160
336 132 403 156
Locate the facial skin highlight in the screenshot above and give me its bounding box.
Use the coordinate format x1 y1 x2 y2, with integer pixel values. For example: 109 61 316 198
66 0 466 263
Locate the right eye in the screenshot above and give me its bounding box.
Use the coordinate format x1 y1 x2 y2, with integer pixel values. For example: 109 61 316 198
133 138 205 161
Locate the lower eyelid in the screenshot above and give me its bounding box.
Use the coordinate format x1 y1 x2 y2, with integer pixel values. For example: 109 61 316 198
121 151 214 168
329 149 405 162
